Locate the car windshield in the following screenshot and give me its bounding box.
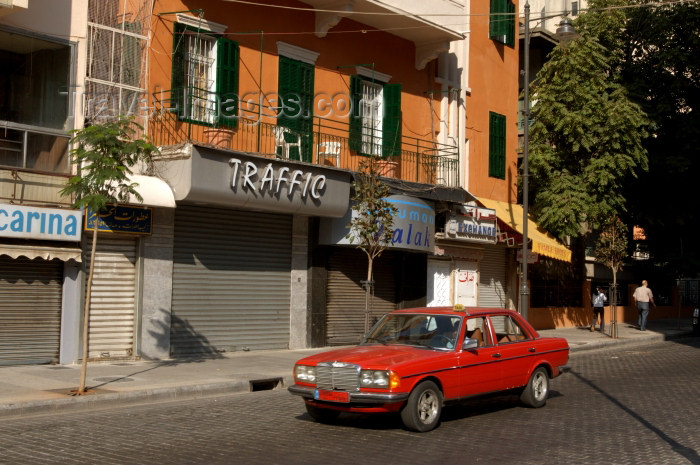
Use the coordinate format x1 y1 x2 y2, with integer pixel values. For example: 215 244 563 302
364 314 462 350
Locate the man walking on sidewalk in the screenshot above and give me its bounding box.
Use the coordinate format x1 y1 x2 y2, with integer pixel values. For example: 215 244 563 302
633 280 655 331
591 286 607 332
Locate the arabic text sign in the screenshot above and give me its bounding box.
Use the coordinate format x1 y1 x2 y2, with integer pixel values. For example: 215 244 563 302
85 205 152 235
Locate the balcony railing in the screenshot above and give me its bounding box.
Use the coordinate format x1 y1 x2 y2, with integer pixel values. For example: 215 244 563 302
149 89 459 187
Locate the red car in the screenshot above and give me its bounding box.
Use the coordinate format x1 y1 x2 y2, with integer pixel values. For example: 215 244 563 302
288 306 570 432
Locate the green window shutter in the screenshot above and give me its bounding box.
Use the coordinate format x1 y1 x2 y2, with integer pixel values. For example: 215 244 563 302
349 74 363 153
277 56 314 162
489 112 506 179
216 37 239 128
382 83 402 158
278 56 300 132
171 23 186 119
506 1 516 47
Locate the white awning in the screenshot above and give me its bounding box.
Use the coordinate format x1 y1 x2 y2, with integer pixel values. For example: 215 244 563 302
126 175 176 208
0 244 82 262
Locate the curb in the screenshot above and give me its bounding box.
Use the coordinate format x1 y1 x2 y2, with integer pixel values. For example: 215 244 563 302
0 375 295 418
568 332 666 354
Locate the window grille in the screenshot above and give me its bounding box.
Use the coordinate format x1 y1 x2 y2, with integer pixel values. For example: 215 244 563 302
361 81 383 156
182 32 217 124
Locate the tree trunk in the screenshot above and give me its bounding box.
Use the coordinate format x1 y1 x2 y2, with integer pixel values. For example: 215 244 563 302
77 229 98 394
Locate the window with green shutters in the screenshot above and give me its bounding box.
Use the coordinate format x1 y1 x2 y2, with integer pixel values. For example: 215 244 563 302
171 23 239 127
277 56 314 162
349 75 402 158
489 0 515 47
489 112 506 179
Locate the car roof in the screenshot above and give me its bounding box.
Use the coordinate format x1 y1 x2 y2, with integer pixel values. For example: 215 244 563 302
390 306 518 317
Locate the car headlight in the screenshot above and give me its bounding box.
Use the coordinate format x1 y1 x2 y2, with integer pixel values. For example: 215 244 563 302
294 365 316 384
694 308 699 318
360 370 399 389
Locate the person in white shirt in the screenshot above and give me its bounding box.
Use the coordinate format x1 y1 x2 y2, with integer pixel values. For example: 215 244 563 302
632 280 655 331
591 286 607 332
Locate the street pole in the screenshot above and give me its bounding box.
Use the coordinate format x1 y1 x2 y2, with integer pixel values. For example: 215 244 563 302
520 1 531 321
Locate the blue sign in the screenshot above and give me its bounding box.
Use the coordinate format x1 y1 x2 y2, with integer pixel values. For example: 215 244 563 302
85 205 152 235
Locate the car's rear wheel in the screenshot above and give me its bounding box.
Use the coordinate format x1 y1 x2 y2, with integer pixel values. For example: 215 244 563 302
305 403 341 423
520 367 549 408
400 380 442 432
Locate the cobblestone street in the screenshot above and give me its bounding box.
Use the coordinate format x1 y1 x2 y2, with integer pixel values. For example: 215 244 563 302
1 337 699 465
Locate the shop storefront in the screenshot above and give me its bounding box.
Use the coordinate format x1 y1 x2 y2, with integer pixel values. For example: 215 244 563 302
0 204 82 366
152 144 351 356
430 204 512 309
319 194 436 346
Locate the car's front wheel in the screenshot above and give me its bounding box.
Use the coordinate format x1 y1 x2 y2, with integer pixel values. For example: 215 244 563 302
305 403 341 423
520 366 549 408
400 380 442 432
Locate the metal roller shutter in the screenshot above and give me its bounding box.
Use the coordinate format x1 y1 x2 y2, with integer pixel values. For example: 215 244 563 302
478 244 507 308
326 248 396 346
171 206 292 355
0 257 63 365
84 234 138 359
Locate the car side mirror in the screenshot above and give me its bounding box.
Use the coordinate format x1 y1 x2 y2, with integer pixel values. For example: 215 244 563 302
463 338 478 350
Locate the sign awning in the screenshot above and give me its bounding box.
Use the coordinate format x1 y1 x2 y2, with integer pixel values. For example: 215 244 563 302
125 175 176 208
476 197 571 262
0 244 82 262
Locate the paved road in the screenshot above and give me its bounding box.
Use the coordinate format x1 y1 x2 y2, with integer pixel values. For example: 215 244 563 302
1 337 699 465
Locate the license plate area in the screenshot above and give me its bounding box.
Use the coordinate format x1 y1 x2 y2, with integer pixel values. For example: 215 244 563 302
314 389 350 403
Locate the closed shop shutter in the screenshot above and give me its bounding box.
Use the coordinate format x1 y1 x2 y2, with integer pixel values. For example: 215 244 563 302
478 244 507 308
326 248 396 346
84 234 138 359
171 206 292 355
0 257 63 365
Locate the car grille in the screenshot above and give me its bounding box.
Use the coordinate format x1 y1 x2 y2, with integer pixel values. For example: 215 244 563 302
315 362 361 391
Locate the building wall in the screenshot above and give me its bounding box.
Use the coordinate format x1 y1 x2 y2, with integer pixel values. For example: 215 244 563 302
465 0 519 203
148 0 444 157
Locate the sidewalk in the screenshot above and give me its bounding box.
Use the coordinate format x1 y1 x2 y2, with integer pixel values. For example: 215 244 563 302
0 318 695 418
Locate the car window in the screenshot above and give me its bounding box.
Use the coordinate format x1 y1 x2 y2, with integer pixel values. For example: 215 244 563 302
464 317 490 347
490 315 531 344
364 314 462 350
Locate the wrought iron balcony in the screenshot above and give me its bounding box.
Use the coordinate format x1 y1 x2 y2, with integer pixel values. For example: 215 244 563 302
149 89 459 187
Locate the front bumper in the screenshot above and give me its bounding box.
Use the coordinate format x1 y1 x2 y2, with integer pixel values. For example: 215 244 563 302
288 384 410 404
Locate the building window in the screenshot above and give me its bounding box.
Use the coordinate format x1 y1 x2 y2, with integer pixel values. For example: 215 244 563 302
172 23 239 127
489 111 506 179
277 55 315 162
0 30 71 130
350 75 401 158
489 0 515 47
572 2 579 16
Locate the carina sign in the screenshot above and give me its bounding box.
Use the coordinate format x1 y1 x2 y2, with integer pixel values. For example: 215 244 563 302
318 195 435 253
0 203 82 241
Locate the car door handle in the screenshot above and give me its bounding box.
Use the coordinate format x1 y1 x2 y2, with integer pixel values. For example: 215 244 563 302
492 353 501 358
529 347 536 353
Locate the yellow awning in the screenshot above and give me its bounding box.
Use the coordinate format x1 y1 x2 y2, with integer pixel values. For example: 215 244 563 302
477 197 571 262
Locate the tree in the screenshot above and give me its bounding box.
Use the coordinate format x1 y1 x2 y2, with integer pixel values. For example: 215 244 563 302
346 158 397 332
593 217 629 337
527 3 649 242
60 117 159 394
621 0 700 278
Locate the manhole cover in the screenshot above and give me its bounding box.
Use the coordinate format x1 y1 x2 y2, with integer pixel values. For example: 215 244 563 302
93 377 134 383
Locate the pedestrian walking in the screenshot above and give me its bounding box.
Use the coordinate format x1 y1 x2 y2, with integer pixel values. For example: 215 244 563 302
590 286 607 332
632 280 655 331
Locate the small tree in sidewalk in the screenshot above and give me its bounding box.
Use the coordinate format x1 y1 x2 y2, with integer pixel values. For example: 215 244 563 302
593 217 629 338
346 158 397 333
60 117 159 394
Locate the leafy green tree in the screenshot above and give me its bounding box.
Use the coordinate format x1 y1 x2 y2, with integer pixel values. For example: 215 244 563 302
60 117 159 394
347 158 397 331
593 217 628 337
621 0 700 278
528 3 649 241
